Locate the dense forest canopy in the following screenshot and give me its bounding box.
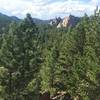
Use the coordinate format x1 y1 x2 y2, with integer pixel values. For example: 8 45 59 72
0 8 100 100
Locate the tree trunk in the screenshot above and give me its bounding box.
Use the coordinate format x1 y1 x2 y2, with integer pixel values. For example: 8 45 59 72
8 71 12 100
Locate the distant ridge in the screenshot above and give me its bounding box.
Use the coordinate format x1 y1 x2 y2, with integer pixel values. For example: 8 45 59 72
0 13 49 27
0 13 20 33
0 12 81 31
32 18 49 25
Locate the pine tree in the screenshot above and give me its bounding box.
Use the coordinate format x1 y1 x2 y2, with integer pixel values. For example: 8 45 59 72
0 14 41 99
40 47 57 95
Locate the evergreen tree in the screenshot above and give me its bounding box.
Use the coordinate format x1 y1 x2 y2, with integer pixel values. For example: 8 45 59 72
0 14 41 100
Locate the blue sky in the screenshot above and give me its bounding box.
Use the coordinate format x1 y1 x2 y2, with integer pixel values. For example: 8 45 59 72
0 0 99 19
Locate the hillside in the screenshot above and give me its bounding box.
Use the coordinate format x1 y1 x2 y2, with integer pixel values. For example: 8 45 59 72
0 13 20 25
0 13 20 34
32 18 49 25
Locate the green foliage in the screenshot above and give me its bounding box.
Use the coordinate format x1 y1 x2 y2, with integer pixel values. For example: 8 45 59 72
0 9 100 100
0 14 41 100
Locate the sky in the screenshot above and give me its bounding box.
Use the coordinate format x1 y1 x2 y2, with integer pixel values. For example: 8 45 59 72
0 0 100 19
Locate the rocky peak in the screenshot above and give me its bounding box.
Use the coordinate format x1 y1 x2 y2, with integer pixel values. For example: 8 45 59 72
49 15 80 28
57 15 80 28
62 16 69 27
49 17 62 26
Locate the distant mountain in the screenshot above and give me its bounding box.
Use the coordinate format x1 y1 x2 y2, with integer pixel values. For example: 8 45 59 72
11 16 20 22
0 13 20 33
32 18 49 25
0 12 80 32
0 13 20 25
0 13 49 28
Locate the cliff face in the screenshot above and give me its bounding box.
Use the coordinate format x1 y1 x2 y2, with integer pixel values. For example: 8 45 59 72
62 16 69 27
49 17 62 26
49 15 80 28
68 15 80 27
57 17 69 28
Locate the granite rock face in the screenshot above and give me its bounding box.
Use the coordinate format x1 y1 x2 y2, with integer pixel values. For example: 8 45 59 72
49 15 80 28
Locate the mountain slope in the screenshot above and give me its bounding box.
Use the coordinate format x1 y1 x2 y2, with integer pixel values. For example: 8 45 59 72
0 13 20 34
0 13 20 26
0 13 49 29
33 18 49 25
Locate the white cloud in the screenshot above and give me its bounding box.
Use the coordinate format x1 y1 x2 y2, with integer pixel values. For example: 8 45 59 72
91 0 98 3
0 0 99 19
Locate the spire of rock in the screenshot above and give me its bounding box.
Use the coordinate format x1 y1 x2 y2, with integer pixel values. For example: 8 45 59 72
49 15 80 28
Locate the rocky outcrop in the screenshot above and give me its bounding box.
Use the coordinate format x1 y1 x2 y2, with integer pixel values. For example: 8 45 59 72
58 15 80 28
62 16 69 27
68 15 80 27
49 15 80 28
57 22 62 28
40 91 73 100
49 17 62 26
